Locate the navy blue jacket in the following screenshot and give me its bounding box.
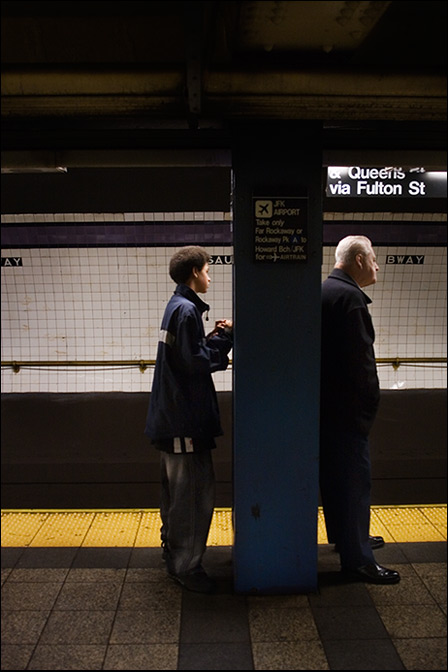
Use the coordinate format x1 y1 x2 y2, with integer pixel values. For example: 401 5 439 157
320 269 380 436
144 284 233 448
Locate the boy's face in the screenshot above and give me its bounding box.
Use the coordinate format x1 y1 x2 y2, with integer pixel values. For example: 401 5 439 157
193 262 211 294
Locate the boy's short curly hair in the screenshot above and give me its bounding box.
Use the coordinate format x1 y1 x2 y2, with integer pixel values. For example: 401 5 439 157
169 246 211 284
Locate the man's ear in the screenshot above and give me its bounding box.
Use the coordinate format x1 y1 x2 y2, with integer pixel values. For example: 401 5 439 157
192 266 200 278
355 253 364 269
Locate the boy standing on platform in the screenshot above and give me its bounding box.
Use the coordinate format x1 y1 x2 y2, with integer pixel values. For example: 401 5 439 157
145 245 233 593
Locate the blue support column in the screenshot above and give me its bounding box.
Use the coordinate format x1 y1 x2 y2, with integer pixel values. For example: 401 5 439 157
232 122 323 593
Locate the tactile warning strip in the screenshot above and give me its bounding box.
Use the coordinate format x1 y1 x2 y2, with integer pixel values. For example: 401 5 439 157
1 505 446 548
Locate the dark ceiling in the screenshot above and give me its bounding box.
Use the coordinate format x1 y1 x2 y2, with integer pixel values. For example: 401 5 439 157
1 1 446 165
2 1 446 66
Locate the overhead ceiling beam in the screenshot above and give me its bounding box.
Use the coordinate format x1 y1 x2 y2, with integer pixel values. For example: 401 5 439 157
204 70 447 121
1 148 232 172
2 148 444 173
1 67 446 121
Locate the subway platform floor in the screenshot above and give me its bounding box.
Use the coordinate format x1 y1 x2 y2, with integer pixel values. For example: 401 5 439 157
1 505 447 670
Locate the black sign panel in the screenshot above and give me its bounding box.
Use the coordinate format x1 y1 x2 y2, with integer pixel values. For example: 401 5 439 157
326 167 447 198
1 257 22 267
209 254 233 265
386 255 425 265
253 196 308 263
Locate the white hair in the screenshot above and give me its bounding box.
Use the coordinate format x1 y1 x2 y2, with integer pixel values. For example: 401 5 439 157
335 235 373 265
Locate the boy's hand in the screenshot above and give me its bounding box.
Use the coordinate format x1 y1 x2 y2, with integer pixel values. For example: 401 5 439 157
207 319 233 338
215 319 233 330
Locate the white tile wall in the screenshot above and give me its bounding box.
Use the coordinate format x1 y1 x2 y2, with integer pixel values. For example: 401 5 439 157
322 246 447 389
1 245 234 393
1 212 446 392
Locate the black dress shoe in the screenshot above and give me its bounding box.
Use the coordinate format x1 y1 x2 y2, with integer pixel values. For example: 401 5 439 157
344 563 400 584
334 535 385 553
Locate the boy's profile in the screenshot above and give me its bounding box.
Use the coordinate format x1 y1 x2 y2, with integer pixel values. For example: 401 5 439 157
145 245 233 593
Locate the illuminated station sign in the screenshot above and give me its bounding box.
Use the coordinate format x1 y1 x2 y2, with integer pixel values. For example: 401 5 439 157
326 167 447 198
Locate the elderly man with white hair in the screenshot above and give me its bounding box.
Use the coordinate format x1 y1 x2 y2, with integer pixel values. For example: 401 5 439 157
320 235 400 585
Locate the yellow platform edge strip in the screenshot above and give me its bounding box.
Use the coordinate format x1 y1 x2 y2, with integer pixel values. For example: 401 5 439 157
2 504 446 514
1 505 446 548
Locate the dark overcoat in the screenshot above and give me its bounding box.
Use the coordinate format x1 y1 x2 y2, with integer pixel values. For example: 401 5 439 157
320 268 380 436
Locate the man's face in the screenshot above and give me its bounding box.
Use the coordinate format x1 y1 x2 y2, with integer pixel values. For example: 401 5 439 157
359 247 379 287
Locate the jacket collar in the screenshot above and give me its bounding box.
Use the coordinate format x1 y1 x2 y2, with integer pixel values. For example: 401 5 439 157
328 268 372 304
175 284 210 314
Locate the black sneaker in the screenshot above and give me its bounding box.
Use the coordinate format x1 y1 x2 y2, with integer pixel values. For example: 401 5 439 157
168 568 215 593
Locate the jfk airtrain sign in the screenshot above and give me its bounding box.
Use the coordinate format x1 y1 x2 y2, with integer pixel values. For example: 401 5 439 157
253 195 308 263
326 167 447 198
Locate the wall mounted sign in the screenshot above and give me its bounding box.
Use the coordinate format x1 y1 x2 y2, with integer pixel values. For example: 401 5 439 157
209 254 233 265
326 167 447 198
386 255 425 264
1 257 22 266
253 195 308 263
